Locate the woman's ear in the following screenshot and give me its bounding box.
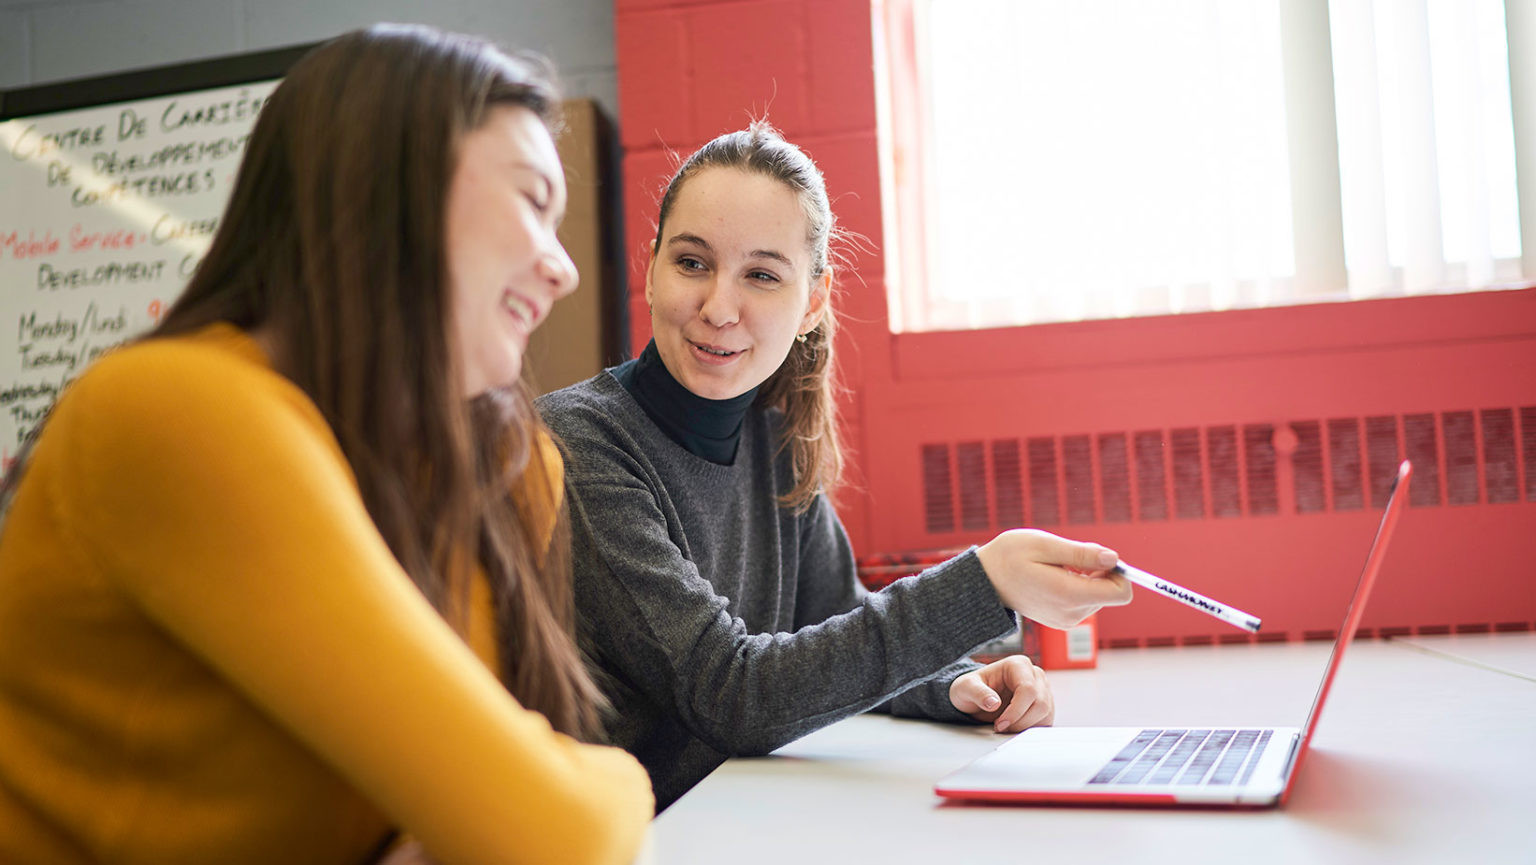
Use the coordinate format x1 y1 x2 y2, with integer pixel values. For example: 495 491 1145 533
644 241 658 310
800 268 832 335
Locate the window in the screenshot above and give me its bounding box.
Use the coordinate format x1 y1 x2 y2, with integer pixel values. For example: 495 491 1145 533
879 0 1530 332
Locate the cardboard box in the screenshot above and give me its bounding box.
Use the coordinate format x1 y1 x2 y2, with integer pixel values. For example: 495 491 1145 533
525 99 626 395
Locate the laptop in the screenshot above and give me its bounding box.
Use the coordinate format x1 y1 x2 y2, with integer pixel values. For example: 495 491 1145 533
934 459 1412 808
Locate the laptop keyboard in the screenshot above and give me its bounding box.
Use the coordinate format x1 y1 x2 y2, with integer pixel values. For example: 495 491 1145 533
1087 729 1274 786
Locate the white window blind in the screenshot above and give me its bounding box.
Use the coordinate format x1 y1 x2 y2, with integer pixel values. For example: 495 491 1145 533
883 0 1531 333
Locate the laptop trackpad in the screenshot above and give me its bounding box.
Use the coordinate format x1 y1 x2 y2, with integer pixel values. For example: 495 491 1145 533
954 727 1146 788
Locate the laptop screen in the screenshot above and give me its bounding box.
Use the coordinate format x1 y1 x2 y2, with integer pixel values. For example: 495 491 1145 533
1285 460 1411 792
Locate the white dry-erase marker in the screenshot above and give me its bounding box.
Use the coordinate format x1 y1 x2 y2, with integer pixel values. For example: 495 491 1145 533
1113 562 1262 633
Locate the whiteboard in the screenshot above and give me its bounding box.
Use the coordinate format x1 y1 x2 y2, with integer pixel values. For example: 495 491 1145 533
0 78 280 473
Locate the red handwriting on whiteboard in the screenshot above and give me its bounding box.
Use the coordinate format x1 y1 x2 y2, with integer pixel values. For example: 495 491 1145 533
0 230 61 261
69 224 142 253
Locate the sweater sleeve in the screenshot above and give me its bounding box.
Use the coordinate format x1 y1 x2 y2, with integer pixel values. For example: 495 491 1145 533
792 495 986 724
58 345 652 865
562 433 1016 758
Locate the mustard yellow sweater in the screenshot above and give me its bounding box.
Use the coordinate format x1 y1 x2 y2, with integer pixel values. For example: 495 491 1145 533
0 324 652 864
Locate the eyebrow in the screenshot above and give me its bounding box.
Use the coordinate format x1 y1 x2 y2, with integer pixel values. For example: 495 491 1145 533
511 162 566 224
514 163 556 191
666 232 794 267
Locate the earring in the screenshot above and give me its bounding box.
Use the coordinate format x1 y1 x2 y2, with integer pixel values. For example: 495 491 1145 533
795 333 808 344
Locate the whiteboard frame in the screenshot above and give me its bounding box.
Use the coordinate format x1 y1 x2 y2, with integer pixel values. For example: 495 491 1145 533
1 43 315 121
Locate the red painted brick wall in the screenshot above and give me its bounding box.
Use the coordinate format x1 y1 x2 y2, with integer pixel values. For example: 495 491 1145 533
613 0 887 544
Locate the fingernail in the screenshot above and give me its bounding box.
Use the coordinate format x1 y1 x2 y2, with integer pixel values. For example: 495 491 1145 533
1098 549 1118 568
981 695 1000 710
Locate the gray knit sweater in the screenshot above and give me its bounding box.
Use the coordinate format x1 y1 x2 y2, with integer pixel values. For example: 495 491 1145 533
537 372 1017 810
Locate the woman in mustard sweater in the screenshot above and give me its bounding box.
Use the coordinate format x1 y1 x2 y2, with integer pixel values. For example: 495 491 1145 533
0 24 652 865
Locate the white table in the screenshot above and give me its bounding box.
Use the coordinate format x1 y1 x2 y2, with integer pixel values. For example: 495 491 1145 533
651 638 1536 865
1394 631 1536 681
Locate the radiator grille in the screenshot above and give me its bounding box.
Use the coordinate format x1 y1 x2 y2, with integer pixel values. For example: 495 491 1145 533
919 406 1536 529
920 443 953 533
991 439 1024 526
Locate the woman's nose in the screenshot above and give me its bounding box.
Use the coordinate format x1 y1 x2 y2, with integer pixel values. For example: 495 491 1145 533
698 278 740 327
538 243 578 298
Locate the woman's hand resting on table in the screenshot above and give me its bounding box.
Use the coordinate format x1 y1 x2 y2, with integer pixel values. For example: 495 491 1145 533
949 655 1055 732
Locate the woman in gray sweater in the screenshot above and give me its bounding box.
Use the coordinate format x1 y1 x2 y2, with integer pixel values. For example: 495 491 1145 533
536 122 1131 811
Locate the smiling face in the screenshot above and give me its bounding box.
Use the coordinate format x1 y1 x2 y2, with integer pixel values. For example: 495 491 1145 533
444 104 576 397
645 167 829 401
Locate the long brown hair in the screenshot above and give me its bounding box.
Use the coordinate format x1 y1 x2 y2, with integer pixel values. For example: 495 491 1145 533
653 121 845 511
151 24 604 739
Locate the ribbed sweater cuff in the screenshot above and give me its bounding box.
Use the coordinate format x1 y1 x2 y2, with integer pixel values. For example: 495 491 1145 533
910 547 1017 654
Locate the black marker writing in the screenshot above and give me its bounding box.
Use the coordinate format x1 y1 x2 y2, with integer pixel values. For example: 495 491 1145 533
1155 580 1224 614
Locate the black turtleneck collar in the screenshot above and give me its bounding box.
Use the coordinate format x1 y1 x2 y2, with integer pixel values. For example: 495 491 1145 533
613 340 758 465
